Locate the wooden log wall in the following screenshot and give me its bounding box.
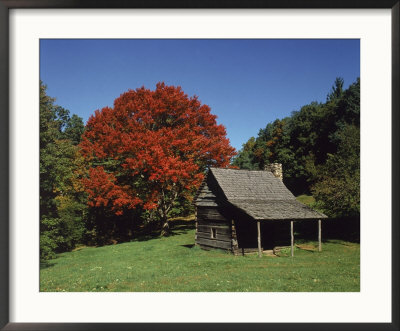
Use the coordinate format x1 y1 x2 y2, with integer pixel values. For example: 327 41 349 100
195 206 232 251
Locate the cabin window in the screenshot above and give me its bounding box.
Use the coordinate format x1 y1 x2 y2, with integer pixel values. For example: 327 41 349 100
211 228 217 239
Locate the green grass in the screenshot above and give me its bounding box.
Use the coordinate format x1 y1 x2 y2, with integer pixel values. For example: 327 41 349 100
40 219 360 292
296 194 316 206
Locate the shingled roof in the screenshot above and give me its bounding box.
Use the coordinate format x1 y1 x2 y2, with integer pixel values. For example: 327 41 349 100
197 167 327 221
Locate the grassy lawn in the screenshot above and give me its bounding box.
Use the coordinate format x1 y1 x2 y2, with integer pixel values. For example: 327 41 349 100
40 218 360 292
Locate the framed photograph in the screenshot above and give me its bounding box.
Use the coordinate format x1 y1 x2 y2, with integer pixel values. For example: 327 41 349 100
1 1 398 329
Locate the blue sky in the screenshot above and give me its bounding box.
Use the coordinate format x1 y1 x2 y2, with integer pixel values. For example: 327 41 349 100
40 39 360 151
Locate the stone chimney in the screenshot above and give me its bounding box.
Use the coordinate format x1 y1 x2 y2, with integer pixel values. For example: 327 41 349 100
264 163 283 180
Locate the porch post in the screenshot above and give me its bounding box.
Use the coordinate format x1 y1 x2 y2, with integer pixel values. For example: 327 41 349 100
257 221 262 258
318 219 322 252
291 220 294 257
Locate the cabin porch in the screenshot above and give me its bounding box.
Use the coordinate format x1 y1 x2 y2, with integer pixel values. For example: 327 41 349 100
232 218 322 257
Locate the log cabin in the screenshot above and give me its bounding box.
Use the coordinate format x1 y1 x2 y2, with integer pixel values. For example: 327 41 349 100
194 164 327 256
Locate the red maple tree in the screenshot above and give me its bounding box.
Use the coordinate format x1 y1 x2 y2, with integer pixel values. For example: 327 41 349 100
80 82 236 235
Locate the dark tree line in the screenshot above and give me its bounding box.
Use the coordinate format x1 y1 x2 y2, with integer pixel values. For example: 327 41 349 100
233 78 360 218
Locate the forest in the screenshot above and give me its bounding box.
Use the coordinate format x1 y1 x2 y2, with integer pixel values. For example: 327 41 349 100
40 78 360 262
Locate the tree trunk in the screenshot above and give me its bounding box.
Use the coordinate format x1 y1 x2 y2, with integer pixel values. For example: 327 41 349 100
161 219 170 237
160 216 170 237
158 187 178 237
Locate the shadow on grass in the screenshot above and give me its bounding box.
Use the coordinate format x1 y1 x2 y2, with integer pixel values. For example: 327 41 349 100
40 260 56 269
131 219 196 242
181 244 195 249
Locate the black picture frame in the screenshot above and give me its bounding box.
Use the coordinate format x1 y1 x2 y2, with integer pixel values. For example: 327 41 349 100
0 1 398 330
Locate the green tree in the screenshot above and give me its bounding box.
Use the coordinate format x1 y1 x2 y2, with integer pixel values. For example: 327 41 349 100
232 137 258 169
327 77 344 101
65 114 85 145
311 125 360 217
40 81 87 261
